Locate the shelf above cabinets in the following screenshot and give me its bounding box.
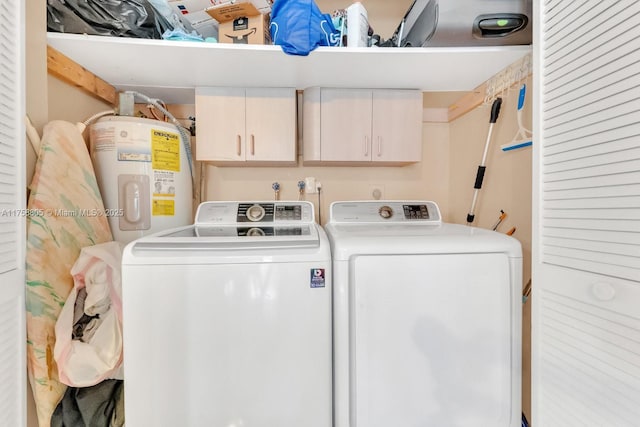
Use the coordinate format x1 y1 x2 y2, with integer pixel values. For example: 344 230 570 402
47 33 531 104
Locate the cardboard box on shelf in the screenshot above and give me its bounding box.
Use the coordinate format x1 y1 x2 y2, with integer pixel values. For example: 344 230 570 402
217 13 270 45
206 2 260 23
205 0 272 21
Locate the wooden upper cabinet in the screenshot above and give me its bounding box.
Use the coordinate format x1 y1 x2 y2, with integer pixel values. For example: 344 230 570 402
319 89 373 162
303 87 423 165
195 87 297 165
372 89 423 163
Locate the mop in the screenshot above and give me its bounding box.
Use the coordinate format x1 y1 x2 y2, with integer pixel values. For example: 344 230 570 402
466 97 502 225
501 84 533 151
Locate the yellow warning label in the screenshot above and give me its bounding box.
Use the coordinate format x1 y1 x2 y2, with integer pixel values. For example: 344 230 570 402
152 199 175 216
151 129 180 172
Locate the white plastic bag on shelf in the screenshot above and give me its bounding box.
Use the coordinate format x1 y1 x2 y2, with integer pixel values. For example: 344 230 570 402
147 0 187 32
54 241 125 388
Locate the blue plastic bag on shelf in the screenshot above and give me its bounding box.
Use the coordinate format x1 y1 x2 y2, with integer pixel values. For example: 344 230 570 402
270 0 340 56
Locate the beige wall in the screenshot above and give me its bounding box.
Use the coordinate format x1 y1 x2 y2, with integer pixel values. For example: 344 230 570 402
25 0 47 191
47 76 114 124
449 78 532 277
25 2 45 426
448 76 533 418
203 122 450 225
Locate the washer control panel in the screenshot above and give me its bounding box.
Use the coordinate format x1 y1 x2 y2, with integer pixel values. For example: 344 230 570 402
329 201 441 224
195 201 314 225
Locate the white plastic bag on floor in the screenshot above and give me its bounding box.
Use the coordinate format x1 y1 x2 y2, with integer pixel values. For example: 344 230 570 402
54 241 125 387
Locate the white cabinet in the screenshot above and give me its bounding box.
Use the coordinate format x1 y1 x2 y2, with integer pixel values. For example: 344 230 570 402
303 88 422 164
195 87 296 164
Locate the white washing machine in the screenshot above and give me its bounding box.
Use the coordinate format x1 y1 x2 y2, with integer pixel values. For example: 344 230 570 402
121 201 332 427
325 201 522 427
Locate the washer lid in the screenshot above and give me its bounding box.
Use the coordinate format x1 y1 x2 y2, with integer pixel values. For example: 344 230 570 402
124 201 321 251
126 223 320 252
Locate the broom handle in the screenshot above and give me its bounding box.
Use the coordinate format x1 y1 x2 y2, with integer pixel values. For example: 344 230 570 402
467 98 502 224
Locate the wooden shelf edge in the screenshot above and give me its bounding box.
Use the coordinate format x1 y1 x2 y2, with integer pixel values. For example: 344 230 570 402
47 45 117 106
447 83 487 122
448 52 532 121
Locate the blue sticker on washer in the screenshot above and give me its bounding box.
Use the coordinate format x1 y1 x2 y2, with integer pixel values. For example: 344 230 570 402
310 268 325 288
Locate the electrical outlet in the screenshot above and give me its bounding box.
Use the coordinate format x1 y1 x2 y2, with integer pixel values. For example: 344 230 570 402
305 177 317 194
369 184 385 200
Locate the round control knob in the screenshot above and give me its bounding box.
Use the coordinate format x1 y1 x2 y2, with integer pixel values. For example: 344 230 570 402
246 204 266 222
379 206 393 219
246 227 265 237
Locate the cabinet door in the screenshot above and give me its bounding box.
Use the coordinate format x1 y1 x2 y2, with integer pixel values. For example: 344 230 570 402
320 89 372 161
245 88 296 162
195 87 246 161
372 90 422 162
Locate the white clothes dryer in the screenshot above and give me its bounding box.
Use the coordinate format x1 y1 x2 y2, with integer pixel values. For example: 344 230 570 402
121 201 332 427
325 201 522 427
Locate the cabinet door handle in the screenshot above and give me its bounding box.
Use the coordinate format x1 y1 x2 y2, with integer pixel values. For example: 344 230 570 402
377 136 382 157
236 135 242 156
364 136 369 157
251 134 255 156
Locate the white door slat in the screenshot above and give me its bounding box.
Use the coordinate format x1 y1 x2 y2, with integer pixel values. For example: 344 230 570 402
544 196 640 210
541 323 640 389
543 289 640 329
540 363 639 426
543 159 640 182
544 89 640 138
544 2 629 66
544 110 640 146
542 228 640 247
543 235 640 258
545 76 640 130
543 184 640 200
544 2 640 76
544 125 640 158
543 171 640 191
543 207 640 221
544 145 640 170
542 254 639 283
545 11 640 98
544 26 640 103
540 349 640 426
543 297 640 343
543 1 589 36
542 318 640 381
543 245 640 270
542 218 640 233
545 41 640 108
543 1 617 49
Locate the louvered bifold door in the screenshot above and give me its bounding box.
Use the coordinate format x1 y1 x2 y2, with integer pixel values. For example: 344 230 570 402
0 0 27 426
533 1 640 426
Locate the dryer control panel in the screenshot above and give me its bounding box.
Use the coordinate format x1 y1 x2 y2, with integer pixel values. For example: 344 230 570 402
329 201 442 223
195 201 315 225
